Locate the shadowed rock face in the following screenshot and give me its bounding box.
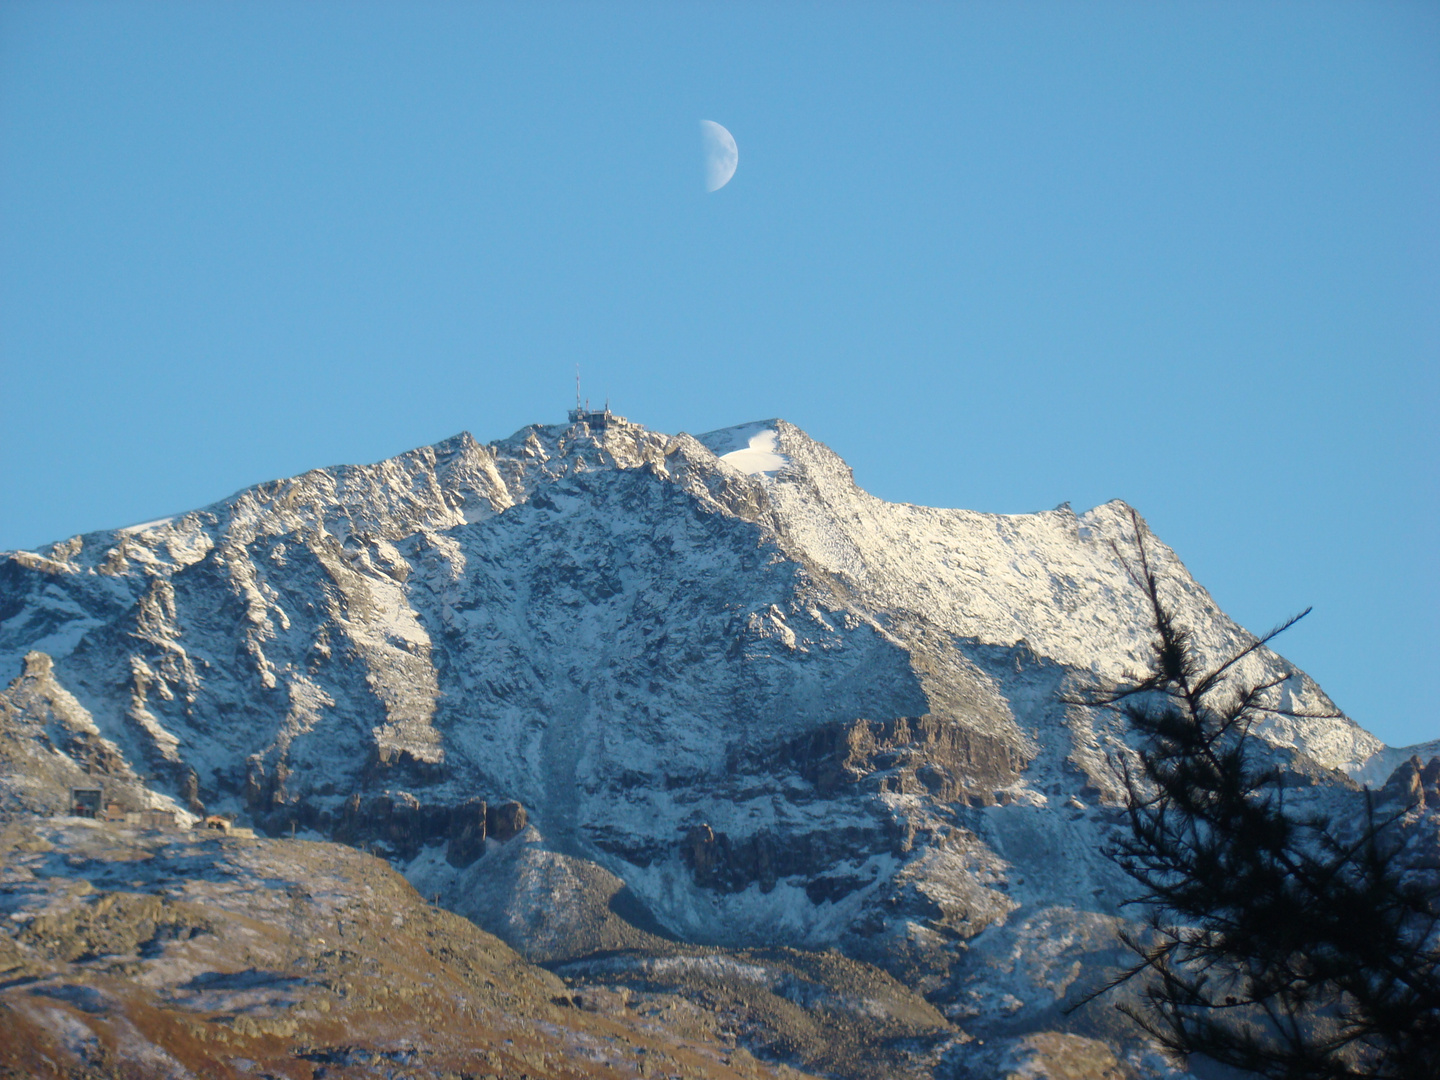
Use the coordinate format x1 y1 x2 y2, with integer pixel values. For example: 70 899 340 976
246 788 529 867
676 715 1030 899
487 798 528 841
1379 754 1440 813
681 820 898 896
447 796 488 865
0 415 1410 1078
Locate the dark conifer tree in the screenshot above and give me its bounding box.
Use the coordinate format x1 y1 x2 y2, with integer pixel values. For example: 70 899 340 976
1075 511 1440 1079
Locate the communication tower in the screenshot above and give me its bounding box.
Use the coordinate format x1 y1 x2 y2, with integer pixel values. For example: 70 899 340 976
568 367 625 430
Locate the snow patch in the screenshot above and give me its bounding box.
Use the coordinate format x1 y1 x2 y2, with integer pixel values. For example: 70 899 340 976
698 421 789 476
118 517 175 535
719 431 787 476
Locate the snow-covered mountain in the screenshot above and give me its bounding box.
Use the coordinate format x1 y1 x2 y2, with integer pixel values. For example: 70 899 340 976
0 414 1412 1076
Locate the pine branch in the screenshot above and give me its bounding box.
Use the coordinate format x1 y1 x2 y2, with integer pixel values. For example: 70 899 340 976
1063 518 1440 1079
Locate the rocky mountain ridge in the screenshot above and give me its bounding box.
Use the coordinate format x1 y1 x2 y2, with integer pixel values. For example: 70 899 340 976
1 414 1423 1078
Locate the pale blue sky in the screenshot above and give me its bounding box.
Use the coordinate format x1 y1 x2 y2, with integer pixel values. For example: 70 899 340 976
2 3 1436 746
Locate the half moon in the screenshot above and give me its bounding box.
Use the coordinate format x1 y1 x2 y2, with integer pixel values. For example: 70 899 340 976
700 120 738 192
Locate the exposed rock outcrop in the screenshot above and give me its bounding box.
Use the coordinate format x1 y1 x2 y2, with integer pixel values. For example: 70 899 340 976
447 796 489 866
323 792 522 865
760 714 1027 804
486 799 527 841
1379 754 1440 813
682 821 898 895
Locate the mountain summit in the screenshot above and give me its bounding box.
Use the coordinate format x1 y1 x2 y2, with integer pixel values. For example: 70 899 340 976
0 414 1410 1077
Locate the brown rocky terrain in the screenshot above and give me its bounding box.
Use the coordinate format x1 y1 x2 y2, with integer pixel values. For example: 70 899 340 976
0 817 828 1080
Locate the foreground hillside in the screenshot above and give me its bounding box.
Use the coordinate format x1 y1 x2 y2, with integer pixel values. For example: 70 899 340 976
1 413 1427 1078
0 816 822 1080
